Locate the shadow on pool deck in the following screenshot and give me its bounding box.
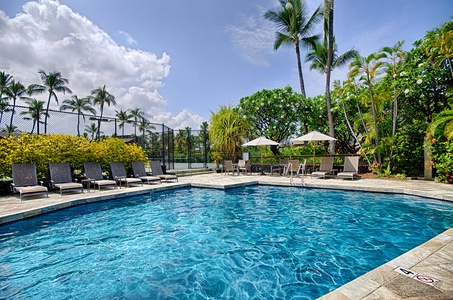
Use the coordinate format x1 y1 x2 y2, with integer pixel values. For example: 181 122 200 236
1 173 453 299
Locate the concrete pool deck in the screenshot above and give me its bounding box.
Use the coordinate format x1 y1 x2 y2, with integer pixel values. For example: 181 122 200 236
1 172 453 299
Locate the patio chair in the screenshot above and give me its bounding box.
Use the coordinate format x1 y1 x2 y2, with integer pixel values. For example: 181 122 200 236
110 162 143 188
49 162 83 195
286 160 301 177
223 160 238 175
150 161 178 182
311 157 335 179
11 163 49 200
131 161 161 184
271 159 287 176
237 159 251 175
337 156 361 180
83 162 118 190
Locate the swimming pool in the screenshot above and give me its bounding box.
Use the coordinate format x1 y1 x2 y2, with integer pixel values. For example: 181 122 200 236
1 186 453 299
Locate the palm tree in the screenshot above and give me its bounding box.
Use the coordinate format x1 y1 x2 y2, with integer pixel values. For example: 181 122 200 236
129 108 144 140
264 0 323 97
137 116 155 148
84 123 99 140
28 70 72 134
91 85 116 139
3 80 28 134
115 109 132 136
20 98 47 134
60 95 96 136
209 105 249 160
348 53 386 164
306 33 358 153
429 109 453 140
0 71 13 97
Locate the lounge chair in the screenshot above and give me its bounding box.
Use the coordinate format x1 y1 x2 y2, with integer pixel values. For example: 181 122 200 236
337 156 361 180
49 162 83 195
131 161 161 184
11 163 49 200
311 157 335 179
110 162 143 188
150 161 178 182
83 162 118 190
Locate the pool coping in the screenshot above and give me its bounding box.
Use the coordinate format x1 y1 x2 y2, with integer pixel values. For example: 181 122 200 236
1 173 453 299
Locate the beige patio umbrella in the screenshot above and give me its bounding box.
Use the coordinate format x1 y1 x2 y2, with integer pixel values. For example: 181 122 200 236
291 130 336 169
242 137 279 175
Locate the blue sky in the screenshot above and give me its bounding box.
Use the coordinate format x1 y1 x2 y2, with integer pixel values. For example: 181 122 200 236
0 0 451 130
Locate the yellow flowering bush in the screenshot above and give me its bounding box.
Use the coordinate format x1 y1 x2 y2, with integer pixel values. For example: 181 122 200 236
0 133 148 179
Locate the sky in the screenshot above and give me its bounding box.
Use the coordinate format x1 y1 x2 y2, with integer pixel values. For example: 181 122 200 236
0 0 452 131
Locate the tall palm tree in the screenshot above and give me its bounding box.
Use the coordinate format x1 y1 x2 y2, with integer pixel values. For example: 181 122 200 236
115 109 133 136
306 34 358 153
138 116 155 148
324 0 335 153
91 85 116 139
60 95 96 136
129 108 144 140
264 0 323 97
348 53 386 164
3 80 28 134
28 70 72 134
20 98 47 134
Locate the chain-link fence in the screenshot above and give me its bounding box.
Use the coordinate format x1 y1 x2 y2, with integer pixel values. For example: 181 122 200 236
0 105 182 169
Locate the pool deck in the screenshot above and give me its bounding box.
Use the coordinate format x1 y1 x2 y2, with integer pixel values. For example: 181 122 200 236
1 172 453 299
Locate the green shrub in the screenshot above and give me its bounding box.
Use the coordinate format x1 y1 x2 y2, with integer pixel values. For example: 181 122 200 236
0 133 148 179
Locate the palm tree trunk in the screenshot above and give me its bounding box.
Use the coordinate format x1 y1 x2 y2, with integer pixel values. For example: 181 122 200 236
77 113 81 136
9 98 16 133
325 0 335 153
295 43 306 97
97 106 103 140
368 84 381 164
44 93 52 134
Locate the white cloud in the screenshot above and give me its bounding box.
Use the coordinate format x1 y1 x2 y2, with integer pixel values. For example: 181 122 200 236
118 30 137 45
225 7 276 67
152 110 204 130
0 0 204 130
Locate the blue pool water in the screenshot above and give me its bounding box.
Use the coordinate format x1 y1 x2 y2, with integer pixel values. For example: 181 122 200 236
1 186 453 299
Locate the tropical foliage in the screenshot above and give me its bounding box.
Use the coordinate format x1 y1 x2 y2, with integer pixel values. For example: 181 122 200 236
0 134 147 179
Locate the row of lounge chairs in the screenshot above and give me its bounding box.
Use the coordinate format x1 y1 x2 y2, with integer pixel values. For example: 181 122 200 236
222 156 361 180
10 161 178 200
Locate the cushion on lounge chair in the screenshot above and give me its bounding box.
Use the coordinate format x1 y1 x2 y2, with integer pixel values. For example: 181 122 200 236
150 161 178 182
84 162 118 190
311 157 334 179
131 161 161 184
49 162 83 195
337 156 361 180
11 163 49 200
110 162 143 188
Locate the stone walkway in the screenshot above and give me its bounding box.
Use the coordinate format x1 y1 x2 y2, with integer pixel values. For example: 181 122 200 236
1 173 453 299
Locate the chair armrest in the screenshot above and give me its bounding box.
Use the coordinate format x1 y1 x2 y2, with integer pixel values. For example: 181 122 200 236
10 183 15 192
39 181 44 186
50 179 56 188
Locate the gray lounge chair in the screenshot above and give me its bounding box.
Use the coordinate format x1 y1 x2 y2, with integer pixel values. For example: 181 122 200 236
131 161 161 184
49 162 83 195
150 161 178 182
110 162 143 188
337 156 361 180
11 163 49 200
83 162 118 190
237 159 251 175
311 157 334 179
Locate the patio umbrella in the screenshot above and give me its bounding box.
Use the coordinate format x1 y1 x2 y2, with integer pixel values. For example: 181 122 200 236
291 130 336 169
242 137 279 175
